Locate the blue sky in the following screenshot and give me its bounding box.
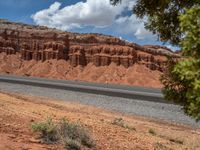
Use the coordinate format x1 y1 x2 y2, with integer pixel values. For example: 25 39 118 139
0 0 179 50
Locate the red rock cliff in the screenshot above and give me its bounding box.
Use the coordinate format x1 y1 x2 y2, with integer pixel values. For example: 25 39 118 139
0 26 69 61
0 19 179 72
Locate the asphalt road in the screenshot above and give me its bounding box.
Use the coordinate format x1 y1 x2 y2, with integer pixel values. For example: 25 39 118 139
0 74 164 102
0 74 199 128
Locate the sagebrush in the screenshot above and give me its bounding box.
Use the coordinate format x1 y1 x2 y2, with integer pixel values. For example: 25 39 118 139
31 117 95 149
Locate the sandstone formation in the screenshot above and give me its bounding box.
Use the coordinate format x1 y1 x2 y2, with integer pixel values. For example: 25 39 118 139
0 19 180 88
69 45 137 68
0 19 179 71
0 26 69 61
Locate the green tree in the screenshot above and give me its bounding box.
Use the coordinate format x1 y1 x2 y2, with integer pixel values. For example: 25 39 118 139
111 1 200 121
162 6 200 121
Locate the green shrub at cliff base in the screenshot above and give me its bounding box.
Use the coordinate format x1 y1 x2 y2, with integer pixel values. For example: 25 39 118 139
162 6 200 121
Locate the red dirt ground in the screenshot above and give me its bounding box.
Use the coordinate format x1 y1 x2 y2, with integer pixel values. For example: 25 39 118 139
0 92 200 150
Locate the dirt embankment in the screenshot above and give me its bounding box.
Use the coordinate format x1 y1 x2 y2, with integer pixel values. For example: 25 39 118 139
0 92 199 150
0 52 162 88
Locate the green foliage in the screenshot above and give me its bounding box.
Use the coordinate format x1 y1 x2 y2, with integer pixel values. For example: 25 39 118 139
64 139 81 150
57 118 95 149
161 6 200 121
148 128 156 135
161 58 187 105
180 6 200 57
111 0 199 45
32 117 95 149
31 117 58 143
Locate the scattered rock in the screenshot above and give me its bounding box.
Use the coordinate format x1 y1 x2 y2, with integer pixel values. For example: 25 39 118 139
8 134 16 139
30 119 35 122
29 138 41 144
21 147 30 150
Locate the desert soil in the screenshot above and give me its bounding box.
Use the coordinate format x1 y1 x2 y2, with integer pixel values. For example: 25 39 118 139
0 92 200 150
0 53 162 88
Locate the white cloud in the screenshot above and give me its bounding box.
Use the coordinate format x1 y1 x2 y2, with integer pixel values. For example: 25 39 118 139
135 27 154 39
32 0 126 30
32 0 154 40
32 2 61 27
115 14 155 40
127 1 136 10
115 16 129 24
165 45 180 51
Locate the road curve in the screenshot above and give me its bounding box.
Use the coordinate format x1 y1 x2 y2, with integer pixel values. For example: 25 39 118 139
0 74 164 103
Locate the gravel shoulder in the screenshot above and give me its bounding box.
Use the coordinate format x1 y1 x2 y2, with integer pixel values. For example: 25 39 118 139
0 82 200 127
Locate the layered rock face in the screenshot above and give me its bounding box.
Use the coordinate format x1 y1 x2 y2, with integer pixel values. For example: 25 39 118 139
67 33 177 71
0 30 17 55
0 19 179 72
68 43 166 71
0 27 69 61
69 45 137 68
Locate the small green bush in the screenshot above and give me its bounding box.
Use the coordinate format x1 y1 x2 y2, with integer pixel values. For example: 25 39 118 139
64 138 81 150
57 118 95 149
32 117 95 149
31 117 58 143
148 128 156 135
112 118 125 127
124 125 136 131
